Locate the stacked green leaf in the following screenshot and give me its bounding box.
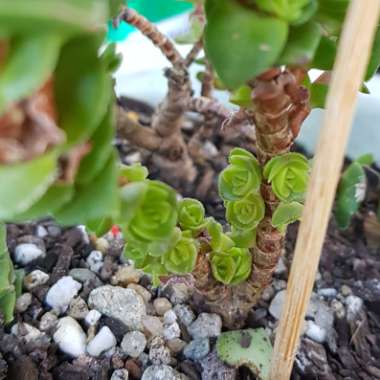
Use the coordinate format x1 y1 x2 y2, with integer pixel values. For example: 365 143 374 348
0 0 119 231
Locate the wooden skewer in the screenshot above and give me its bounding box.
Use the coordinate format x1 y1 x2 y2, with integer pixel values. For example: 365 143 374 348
269 1 380 379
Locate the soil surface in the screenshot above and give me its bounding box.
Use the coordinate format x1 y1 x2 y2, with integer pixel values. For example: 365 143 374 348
1 102 379 380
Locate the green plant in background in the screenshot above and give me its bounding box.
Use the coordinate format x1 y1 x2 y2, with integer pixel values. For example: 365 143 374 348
334 154 375 229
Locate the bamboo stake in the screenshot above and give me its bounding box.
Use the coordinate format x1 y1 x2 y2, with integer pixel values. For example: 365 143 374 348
269 1 380 379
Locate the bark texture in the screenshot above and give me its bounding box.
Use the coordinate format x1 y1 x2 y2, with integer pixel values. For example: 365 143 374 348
192 69 310 328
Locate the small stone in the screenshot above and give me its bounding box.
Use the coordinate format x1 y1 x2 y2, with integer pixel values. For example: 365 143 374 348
87 326 117 357
142 316 164 337
14 244 45 265
318 288 338 299
305 321 326 343
125 151 141 165
273 279 287 291
85 310 102 326
345 295 363 322
128 284 152 303
163 322 181 341
68 297 89 320
47 225 61 237
53 317 86 357
188 313 222 339
331 299 346 319
86 250 104 273
88 286 146 330
153 298 172 316
36 225 48 238
163 309 177 325
200 351 236 380
125 359 142 379
95 237 110 254
340 285 353 297
111 369 129 380
269 290 286 319
16 293 32 313
39 312 58 332
111 265 142 286
173 304 195 327
161 283 190 305
11 323 45 344
45 276 82 314
183 339 210 361
69 268 102 286
274 257 287 275
121 331 147 358
261 286 275 302
167 338 186 354
149 337 171 365
24 270 50 290
138 352 150 369
142 365 181 380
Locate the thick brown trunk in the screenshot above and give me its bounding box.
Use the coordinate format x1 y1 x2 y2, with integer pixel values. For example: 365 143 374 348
192 69 310 328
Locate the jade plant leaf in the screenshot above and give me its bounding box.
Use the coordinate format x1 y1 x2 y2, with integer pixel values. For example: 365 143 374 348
0 223 16 324
120 163 149 183
178 198 207 232
310 36 337 71
335 157 371 230
12 184 74 222
216 328 273 380
0 0 108 35
226 192 265 230
54 153 119 226
278 21 321 66
86 217 113 237
315 0 349 35
229 85 252 108
55 35 111 148
0 34 62 113
263 153 309 202
229 226 257 249
219 148 262 202
366 25 380 81
211 247 251 285
207 218 234 252
205 0 288 89
272 201 304 232
77 107 115 184
0 150 58 220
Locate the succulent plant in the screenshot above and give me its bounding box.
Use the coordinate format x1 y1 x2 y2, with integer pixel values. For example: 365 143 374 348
178 198 207 232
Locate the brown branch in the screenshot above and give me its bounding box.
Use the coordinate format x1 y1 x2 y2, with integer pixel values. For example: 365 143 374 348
188 97 231 119
201 61 214 98
184 38 203 67
118 8 184 68
117 106 162 151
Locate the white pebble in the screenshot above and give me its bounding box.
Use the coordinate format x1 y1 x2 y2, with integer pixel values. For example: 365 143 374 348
24 270 50 290
36 225 48 238
86 250 104 273
85 310 102 326
163 309 177 325
11 323 45 343
305 320 326 343
45 276 82 314
16 293 32 312
87 326 116 357
14 244 45 265
121 331 147 358
54 317 86 357
346 295 363 322
39 312 58 331
163 322 181 341
111 369 129 380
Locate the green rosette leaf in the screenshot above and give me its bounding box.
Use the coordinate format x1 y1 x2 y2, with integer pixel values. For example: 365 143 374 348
211 247 251 285
272 201 304 233
120 180 178 243
120 163 149 183
123 241 150 268
263 153 309 202
178 198 206 232
229 227 257 249
141 257 169 288
226 193 265 230
163 233 198 274
206 218 234 252
219 148 262 202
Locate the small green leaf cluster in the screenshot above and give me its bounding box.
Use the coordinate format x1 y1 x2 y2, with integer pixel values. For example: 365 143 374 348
334 154 374 230
264 152 310 232
120 169 201 286
204 0 380 91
